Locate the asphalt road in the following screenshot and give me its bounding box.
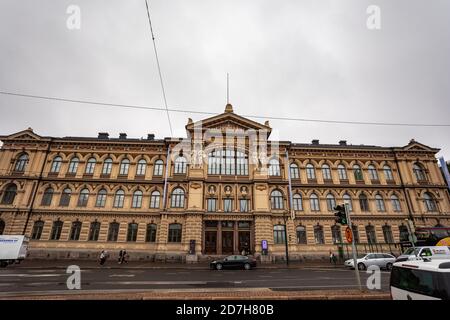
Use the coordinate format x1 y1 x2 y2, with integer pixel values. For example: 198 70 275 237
0 265 391 296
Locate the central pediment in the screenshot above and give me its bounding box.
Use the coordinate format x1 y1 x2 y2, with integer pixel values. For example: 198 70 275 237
186 104 272 137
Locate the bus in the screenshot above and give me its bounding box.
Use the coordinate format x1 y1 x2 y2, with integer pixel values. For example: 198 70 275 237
400 226 450 250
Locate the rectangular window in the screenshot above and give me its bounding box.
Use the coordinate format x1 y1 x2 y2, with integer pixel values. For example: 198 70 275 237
50 221 63 240
224 199 233 212
168 224 182 243
107 223 120 242
239 199 249 212
207 198 217 212
127 223 138 242
88 222 101 241
273 225 286 244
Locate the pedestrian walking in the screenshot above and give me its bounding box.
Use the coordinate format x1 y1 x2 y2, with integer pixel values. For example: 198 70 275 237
122 250 128 264
99 250 107 266
118 250 123 264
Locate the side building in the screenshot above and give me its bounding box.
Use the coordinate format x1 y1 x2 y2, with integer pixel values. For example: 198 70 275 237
0 105 449 261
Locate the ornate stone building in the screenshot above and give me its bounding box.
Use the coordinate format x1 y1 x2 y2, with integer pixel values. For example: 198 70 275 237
1 104 449 261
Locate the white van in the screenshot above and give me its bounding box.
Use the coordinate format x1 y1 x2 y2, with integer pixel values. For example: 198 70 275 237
390 260 450 300
0 235 29 267
395 246 450 262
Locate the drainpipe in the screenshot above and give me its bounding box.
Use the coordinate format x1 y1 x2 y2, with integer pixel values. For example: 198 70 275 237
22 140 52 235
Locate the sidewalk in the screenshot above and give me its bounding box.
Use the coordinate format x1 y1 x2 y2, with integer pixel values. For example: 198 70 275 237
9 259 347 270
0 288 390 300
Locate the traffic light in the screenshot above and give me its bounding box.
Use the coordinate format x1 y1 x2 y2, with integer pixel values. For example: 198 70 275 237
334 205 348 225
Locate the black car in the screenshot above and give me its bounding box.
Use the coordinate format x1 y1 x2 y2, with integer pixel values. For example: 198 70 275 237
210 255 257 270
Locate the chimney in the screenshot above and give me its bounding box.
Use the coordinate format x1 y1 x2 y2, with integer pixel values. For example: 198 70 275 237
339 140 347 146
119 133 127 140
98 132 109 139
312 139 319 145
147 134 155 140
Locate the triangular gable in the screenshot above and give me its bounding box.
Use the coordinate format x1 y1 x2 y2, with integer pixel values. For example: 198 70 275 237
402 139 436 152
1 128 47 141
185 104 272 137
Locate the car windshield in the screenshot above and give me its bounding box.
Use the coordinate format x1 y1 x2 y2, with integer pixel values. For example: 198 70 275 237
403 248 420 255
357 254 367 259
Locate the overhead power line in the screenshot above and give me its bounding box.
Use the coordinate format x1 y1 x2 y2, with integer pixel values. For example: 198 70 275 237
144 0 173 136
1 90 450 128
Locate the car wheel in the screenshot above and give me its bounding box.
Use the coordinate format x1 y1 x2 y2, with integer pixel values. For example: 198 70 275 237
216 263 223 270
244 263 251 270
386 263 393 271
357 263 366 271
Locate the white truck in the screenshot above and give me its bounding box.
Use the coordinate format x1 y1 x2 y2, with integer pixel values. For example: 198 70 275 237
0 235 29 267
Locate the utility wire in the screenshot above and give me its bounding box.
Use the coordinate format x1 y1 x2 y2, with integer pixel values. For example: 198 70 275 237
144 0 173 136
1 90 450 128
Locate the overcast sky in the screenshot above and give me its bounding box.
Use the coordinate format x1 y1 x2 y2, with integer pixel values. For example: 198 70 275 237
0 0 449 160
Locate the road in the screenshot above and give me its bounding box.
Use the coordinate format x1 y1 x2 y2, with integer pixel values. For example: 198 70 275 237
0 264 390 297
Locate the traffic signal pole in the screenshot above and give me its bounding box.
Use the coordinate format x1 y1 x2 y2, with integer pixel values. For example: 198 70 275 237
345 203 362 291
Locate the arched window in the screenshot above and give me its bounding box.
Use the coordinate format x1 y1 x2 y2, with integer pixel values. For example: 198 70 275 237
14 153 28 172
168 223 182 242
68 157 79 174
171 188 185 208
153 159 164 176
1 184 17 205
365 225 377 244
399 225 409 242
382 225 394 243
273 225 286 244
424 192 437 212
31 220 44 240
136 159 147 176
337 164 347 180
85 157 96 174
102 158 113 175
132 190 143 208
343 193 353 211
375 194 385 212
359 193 369 212
77 188 90 207
289 163 299 179
306 164 316 180
119 159 130 175
174 156 187 174
326 193 336 211
322 164 332 180
95 189 107 207
69 221 82 241
88 221 101 241
391 195 401 212
314 225 324 244
50 156 63 173
50 220 63 240
146 223 157 242
368 165 378 181
383 165 393 181
331 225 342 244
127 223 138 242
107 222 120 242
413 163 427 181
101 158 112 174
268 159 280 177
296 226 307 244
293 193 303 211
113 189 125 208
207 149 248 176
310 193 320 211
0 219 5 235
353 164 363 181
150 190 161 209
59 188 72 206
41 187 54 206
270 190 284 209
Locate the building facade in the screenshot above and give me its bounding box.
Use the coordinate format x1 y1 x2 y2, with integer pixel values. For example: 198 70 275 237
1 104 449 261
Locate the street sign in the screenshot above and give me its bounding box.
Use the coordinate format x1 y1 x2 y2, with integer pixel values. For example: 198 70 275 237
345 227 352 243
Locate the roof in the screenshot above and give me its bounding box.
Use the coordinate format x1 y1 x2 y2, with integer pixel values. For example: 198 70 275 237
393 259 450 272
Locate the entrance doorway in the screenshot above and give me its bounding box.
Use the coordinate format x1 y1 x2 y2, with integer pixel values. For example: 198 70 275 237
238 231 250 254
205 231 217 254
222 231 234 254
